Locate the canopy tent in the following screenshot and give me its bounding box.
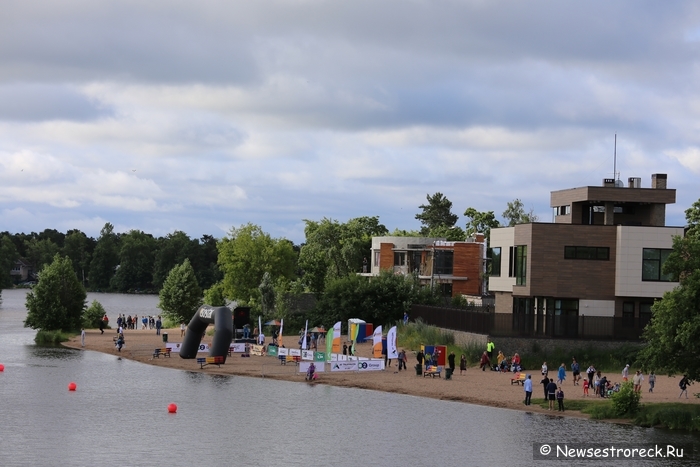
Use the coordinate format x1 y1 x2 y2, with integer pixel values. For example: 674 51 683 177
309 326 326 333
264 320 282 326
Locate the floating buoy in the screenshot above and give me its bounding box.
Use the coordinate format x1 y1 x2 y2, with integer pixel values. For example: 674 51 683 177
167 403 177 413
68 382 77 391
0 364 4 372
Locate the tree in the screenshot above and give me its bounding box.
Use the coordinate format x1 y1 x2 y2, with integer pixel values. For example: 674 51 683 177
24 237 60 273
502 199 539 226
426 225 466 241
203 282 227 307
0 234 19 287
63 230 95 285
110 230 156 292
464 208 501 241
639 200 700 380
152 231 196 289
83 300 106 328
217 223 297 304
158 259 203 323
259 272 276 316
415 192 459 235
298 216 388 294
25 254 87 332
88 223 120 290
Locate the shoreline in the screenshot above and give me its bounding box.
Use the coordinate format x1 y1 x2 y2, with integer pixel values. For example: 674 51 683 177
63 329 698 424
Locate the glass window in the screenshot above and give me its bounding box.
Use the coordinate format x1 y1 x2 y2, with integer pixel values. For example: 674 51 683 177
564 246 609 260
642 248 673 281
373 251 380 268
622 302 635 327
393 252 406 266
434 250 454 275
488 247 501 277
515 245 527 286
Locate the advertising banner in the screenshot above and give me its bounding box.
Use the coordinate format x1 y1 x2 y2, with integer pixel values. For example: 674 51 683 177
166 343 182 353
251 344 265 356
299 361 325 373
267 345 278 356
330 361 358 372
387 326 398 359
301 319 308 350
358 359 385 371
278 347 289 356
289 348 301 357
332 321 341 353
229 343 246 353
314 351 325 362
301 349 315 361
372 325 383 358
325 328 333 361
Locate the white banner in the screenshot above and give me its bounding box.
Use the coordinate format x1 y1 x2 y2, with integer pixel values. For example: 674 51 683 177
229 343 246 353
278 347 289 356
251 344 264 356
166 343 182 353
289 348 301 357
330 353 337 361
301 319 308 350
301 349 314 361
387 326 398 359
331 361 358 372
299 362 325 373
358 360 385 371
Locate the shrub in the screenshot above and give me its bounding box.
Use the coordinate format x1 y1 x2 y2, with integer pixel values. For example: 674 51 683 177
611 381 641 417
35 330 71 345
83 300 106 329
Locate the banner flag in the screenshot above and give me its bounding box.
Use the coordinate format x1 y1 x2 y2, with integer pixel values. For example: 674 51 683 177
325 328 333 361
372 325 383 358
351 323 359 355
301 320 308 350
258 316 262 339
279 318 284 347
332 321 341 353
387 326 398 359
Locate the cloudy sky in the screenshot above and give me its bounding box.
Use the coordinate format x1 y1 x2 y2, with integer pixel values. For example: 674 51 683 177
1 1 699 243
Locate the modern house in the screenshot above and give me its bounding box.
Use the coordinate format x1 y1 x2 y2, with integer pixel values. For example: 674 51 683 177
488 173 682 339
10 258 33 283
367 234 487 298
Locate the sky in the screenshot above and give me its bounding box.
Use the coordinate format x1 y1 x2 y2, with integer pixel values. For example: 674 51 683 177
1 1 699 244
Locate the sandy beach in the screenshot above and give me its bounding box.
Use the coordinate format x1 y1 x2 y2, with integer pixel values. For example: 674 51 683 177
64 328 699 420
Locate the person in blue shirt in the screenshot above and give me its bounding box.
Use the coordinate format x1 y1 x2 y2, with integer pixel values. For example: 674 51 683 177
523 374 533 405
557 363 566 385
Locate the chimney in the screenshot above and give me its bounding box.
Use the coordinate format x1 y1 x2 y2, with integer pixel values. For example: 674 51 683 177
628 177 641 188
651 173 667 189
603 178 615 187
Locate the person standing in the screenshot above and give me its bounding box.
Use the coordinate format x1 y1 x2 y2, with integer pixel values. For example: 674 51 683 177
648 371 656 393
540 375 550 400
679 375 690 399
571 357 580 385
155 316 162 336
180 321 186 337
622 364 630 382
80 328 85 347
98 318 105 335
524 375 533 406
479 351 490 371
633 370 644 393
362 257 368 273
416 349 424 373
448 352 456 373
403 312 409 325
486 338 495 362
398 349 406 371
546 379 558 411
343 342 348 356
556 387 565 411
541 361 548 377
583 378 589 396
460 354 467 375
587 365 596 388
258 332 265 346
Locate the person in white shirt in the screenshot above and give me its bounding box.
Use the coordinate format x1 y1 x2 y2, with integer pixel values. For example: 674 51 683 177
258 332 265 346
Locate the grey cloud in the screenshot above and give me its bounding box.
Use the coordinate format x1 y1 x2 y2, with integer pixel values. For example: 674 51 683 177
0 84 111 122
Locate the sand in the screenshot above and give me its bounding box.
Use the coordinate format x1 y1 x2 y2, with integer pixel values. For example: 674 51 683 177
64 328 699 420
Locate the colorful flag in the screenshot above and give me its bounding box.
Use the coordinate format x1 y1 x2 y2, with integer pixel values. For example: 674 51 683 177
301 320 308 350
387 326 398 359
325 327 333 361
279 318 284 347
351 322 360 355
372 325 383 358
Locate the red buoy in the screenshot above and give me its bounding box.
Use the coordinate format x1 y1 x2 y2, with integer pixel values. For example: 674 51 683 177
68 381 77 391
0 364 5 372
167 403 177 413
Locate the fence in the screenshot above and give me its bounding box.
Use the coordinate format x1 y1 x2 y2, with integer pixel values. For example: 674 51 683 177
410 305 646 341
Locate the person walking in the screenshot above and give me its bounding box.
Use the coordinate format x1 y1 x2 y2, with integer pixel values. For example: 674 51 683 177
486 338 495 362
460 354 467 375
648 371 656 393
587 365 596 388
155 316 162 336
448 352 456 372
622 364 630 382
397 349 406 371
524 374 533 406
98 318 105 335
633 370 644 393
180 322 186 337
679 375 690 399
80 328 85 347
479 351 490 371
571 357 580 385
540 375 550 400
557 363 566 385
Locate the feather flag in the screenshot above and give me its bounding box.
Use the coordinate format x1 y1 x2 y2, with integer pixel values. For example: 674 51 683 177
301 320 308 350
387 326 398 359
372 325 383 358
331 321 341 353
279 318 284 347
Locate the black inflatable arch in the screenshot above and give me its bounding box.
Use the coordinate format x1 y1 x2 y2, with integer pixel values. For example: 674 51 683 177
179 305 233 361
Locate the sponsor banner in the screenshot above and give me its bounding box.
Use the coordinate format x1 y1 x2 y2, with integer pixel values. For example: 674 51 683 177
338 354 347 361
166 343 182 353
251 344 265 356
330 353 338 361
301 319 308 350
267 346 278 357
331 361 358 372
387 326 398 359
278 347 289 356
229 343 246 353
301 350 314 361
299 361 325 373
289 348 301 357
325 328 333 362
358 360 384 371
372 325 383 358
332 321 341 353
314 351 325 362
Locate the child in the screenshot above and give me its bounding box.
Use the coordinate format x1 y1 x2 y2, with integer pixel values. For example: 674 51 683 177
583 378 589 396
556 387 565 411
648 371 656 393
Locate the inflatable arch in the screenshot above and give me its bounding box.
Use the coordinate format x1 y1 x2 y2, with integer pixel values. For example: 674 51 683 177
179 305 233 361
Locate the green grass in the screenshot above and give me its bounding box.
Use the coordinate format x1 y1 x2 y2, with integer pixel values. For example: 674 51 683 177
634 403 700 431
519 343 643 373
35 329 72 345
397 319 481 366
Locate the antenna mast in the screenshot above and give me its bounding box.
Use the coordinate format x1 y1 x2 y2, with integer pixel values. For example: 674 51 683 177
613 133 617 181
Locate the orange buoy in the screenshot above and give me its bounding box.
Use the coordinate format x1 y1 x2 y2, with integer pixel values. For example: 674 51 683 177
68 382 77 391
0 364 4 372
167 403 177 413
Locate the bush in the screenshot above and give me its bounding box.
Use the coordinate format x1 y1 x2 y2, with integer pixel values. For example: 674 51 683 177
83 300 106 329
611 381 641 416
35 329 71 345
634 404 700 431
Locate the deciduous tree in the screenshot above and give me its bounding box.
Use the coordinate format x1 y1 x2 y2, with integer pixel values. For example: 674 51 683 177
502 199 539 226
158 259 203 323
463 207 501 241
415 192 459 235
88 223 120 290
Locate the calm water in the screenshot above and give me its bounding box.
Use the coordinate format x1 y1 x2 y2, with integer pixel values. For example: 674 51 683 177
0 289 697 467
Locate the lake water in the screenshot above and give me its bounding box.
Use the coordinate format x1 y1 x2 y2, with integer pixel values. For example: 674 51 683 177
0 288 697 467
